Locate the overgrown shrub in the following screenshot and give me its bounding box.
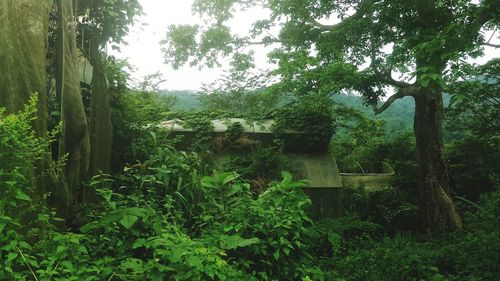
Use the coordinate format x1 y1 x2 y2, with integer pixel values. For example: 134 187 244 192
447 137 499 200
0 96 53 234
0 97 54 279
110 88 176 171
319 188 500 281
65 146 323 280
196 171 323 280
0 97 46 208
274 94 335 153
342 187 419 233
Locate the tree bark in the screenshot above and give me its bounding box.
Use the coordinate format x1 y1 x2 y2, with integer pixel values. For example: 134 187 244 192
413 88 462 232
88 40 112 178
55 0 91 217
0 0 51 193
0 0 52 237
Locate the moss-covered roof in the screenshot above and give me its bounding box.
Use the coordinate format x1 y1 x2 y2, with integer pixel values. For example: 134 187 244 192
160 118 299 134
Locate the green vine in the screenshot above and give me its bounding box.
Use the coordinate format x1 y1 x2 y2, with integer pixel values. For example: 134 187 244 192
272 94 336 153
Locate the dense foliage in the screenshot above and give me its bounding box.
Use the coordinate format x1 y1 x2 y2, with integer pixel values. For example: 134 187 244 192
2 82 500 280
1 0 499 280
164 0 500 232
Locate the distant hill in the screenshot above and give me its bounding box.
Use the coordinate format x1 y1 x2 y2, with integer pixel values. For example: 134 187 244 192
333 94 415 133
159 90 201 110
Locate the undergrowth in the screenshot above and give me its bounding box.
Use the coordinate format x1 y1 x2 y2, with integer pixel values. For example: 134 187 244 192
1 101 499 280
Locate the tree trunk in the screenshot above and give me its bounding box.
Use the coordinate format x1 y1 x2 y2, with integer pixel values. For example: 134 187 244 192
88 40 112 178
55 0 91 218
413 88 462 232
0 0 51 193
0 0 52 237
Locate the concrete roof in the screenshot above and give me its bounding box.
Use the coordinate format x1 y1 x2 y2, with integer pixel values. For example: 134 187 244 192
159 118 298 134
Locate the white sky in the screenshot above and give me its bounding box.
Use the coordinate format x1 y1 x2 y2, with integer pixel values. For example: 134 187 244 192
113 0 499 91
112 0 274 91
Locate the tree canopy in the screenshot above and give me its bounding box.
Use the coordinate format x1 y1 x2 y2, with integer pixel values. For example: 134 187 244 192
164 0 499 101
163 0 500 232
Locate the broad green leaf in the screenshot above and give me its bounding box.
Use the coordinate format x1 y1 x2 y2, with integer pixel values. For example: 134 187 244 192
283 247 291 256
15 191 31 201
132 238 147 249
222 173 238 184
219 235 260 250
273 250 280 260
16 241 31 251
61 260 74 271
124 207 148 217
80 222 99 233
120 258 144 271
119 215 138 229
100 211 123 225
56 245 68 253
187 256 203 269
328 232 342 248
7 252 18 262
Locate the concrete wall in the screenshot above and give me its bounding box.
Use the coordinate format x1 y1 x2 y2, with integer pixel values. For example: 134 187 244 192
340 163 395 191
162 118 344 218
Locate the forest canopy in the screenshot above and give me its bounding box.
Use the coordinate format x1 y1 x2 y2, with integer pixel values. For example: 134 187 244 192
163 0 500 232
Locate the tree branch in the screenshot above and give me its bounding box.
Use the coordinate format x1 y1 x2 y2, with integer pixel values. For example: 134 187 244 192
444 1 499 53
308 0 380 32
372 86 418 115
483 42 500 48
241 38 284 45
312 19 342 32
373 69 414 88
380 74 414 88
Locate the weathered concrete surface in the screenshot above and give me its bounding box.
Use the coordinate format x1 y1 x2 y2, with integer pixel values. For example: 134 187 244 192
212 153 342 189
286 153 343 218
214 153 344 218
341 163 394 191
285 154 343 188
159 118 299 134
341 173 393 191
162 118 343 218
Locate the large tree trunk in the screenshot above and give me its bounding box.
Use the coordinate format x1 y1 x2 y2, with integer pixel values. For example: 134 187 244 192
0 0 52 237
88 40 112 177
413 88 462 232
55 0 91 218
0 0 51 193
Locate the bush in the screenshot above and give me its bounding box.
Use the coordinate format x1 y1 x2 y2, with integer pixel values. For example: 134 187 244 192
0 96 51 236
0 97 54 279
321 188 500 281
197 171 323 280
332 235 446 281
110 89 176 171
447 137 499 201
0 97 47 205
64 147 323 280
342 187 419 233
